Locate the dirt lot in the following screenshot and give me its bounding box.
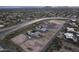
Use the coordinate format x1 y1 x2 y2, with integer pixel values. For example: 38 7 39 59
10 19 65 52
49 20 65 24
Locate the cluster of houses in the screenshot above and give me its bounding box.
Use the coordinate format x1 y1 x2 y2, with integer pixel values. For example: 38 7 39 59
0 12 23 28
0 11 40 29
64 19 79 42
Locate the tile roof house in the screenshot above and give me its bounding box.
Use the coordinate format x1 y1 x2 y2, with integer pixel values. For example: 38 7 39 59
66 27 75 32
64 33 78 42
0 25 4 28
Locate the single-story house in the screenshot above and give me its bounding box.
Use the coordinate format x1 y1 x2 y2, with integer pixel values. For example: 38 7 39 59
64 32 78 42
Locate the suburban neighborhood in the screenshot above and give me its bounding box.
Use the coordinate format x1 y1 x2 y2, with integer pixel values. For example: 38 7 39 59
0 6 79 52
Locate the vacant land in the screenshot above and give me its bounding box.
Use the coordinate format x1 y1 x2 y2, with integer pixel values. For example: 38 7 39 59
10 19 65 52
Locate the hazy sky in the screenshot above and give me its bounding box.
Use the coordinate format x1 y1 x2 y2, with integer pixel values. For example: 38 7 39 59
0 0 79 6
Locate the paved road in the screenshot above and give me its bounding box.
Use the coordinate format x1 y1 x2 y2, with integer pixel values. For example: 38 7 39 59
0 17 70 40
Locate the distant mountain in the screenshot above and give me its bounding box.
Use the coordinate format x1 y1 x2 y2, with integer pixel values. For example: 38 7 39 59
0 6 45 9
0 6 79 11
